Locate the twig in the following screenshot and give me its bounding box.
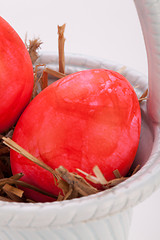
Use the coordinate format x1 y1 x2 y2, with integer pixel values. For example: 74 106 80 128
40 71 48 90
76 168 100 184
93 165 108 184
0 178 57 199
25 36 43 64
132 164 140 175
113 169 121 178
58 24 66 74
139 89 148 102
44 67 66 79
56 166 98 196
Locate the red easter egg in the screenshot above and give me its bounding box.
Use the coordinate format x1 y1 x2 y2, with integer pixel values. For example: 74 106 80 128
10 69 141 202
0 17 34 133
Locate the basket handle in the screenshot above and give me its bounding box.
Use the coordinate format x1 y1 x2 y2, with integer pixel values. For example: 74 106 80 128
134 0 160 123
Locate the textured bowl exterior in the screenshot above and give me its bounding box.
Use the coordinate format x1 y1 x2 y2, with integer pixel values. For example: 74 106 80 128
0 209 132 240
0 53 160 240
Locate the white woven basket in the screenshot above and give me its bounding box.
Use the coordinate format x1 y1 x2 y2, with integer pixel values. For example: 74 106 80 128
1 0 160 239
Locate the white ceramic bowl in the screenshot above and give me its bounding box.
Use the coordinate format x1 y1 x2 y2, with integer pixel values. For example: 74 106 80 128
1 0 160 239
0 52 159 240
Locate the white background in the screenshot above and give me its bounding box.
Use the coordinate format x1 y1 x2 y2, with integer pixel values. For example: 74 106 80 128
1 0 160 239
